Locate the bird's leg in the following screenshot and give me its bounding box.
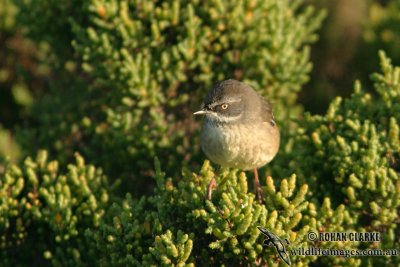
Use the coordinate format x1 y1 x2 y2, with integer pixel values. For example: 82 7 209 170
206 177 217 200
253 168 263 202
206 166 220 200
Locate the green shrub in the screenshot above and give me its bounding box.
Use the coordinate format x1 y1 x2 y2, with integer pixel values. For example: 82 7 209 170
353 0 400 84
0 0 41 163
0 151 112 266
87 157 363 266
14 0 325 193
84 52 399 267
1 0 398 266
273 51 400 266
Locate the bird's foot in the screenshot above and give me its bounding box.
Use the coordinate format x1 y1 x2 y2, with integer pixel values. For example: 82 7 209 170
254 168 265 203
254 180 264 202
206 177 217 200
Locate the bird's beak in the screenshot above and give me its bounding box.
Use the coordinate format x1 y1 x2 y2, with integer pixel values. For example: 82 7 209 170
193 108 213 116
193 109 207 116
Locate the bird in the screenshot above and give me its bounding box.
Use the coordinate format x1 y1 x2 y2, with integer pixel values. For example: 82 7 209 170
193 79 280 201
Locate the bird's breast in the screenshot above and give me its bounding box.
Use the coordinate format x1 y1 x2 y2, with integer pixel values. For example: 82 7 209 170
200 120 280 170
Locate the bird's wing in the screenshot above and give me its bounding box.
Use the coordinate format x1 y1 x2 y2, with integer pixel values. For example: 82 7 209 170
259 96 274 123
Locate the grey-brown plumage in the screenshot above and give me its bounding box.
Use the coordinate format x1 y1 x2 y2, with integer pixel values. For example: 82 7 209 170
194 79 280 200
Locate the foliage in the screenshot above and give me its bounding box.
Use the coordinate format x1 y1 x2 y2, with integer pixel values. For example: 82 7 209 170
0 0 399 266
273 51 400 266
87 160 313 266
0 151 112 266
13 0 325 193
0 0 49 163
306 0 400 114
354 0 400 81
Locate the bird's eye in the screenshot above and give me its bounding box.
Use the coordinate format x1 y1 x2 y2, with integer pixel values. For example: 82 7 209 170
221 103 229 110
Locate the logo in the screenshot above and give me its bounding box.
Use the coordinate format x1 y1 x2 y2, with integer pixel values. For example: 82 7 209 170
257 226 291 266
257 228 397 264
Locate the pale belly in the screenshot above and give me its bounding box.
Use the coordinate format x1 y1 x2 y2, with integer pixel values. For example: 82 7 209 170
200 121 280 170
